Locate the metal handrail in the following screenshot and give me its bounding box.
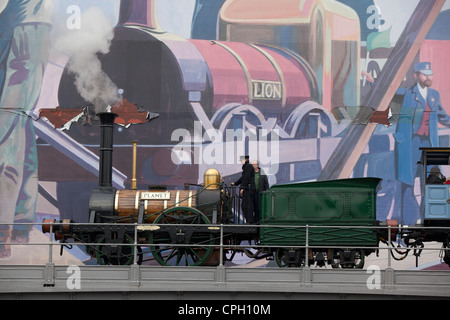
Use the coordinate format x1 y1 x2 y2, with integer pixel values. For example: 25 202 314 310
0 221 449 268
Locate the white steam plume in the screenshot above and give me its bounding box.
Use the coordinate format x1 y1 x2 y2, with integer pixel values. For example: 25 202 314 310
55 7 118 112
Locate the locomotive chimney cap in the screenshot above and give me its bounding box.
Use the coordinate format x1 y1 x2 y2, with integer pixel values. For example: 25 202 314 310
97 111 118 123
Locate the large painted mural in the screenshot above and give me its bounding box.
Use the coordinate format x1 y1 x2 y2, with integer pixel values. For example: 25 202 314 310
1 0 450 264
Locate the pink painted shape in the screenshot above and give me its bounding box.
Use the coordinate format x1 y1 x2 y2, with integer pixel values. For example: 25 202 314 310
191 40 249 109
221 0 314 21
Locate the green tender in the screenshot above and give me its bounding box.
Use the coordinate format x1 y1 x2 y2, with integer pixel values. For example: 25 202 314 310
259 178 382 246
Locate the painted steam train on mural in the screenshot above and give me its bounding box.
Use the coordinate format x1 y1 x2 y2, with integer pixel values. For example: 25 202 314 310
2 0 450 266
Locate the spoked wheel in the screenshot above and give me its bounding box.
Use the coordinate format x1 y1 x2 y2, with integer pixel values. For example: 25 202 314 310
149 206 214 266
95 234 142 265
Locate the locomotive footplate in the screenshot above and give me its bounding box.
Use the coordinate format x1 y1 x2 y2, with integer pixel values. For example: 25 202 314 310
141 224 259 246
44 221 258 242
136 224 258 234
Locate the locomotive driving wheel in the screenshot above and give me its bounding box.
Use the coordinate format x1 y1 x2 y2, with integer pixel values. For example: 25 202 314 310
149 206 214 266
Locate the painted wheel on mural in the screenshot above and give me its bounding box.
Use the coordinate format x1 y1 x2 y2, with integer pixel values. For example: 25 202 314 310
283 101 333 139
149 206 214 266
211 103 273 138
282 100 344 139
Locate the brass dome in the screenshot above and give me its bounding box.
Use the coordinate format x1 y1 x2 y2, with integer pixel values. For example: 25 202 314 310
203 168 221 189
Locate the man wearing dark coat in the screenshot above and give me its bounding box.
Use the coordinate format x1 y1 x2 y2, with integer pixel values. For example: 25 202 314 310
251 160 269 224
232 155 255 223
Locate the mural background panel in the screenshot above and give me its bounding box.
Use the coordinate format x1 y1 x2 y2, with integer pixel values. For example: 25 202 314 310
1 0 450 264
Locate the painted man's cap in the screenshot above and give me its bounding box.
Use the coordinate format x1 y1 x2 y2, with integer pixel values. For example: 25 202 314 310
414 62 433 75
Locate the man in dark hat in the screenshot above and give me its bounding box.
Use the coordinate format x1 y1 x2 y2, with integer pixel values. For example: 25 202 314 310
232 155 255 223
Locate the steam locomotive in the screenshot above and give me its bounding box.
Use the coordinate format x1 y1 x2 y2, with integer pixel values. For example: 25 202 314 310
43 112 383 267
42 112 450 268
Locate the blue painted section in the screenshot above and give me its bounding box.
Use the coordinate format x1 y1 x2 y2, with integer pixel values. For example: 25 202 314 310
425 184 450 220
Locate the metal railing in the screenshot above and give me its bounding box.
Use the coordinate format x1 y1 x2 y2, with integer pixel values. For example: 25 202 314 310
1 221 449 269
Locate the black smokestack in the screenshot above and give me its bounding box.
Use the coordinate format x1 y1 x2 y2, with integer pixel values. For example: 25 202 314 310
97 112 118 188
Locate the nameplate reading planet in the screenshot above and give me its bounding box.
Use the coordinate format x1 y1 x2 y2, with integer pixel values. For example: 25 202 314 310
140 192 171 200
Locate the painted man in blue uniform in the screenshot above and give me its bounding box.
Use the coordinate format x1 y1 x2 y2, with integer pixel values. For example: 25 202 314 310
394 62 450 225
